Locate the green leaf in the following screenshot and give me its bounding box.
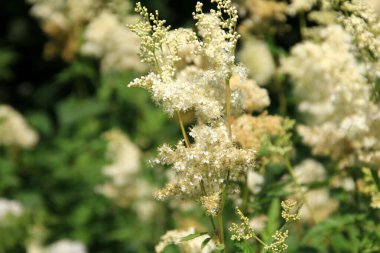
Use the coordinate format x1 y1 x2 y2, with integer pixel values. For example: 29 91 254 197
201 237 211 249
262 198 280 241
235 241 254 253
56 97 106 127
180 232 207 242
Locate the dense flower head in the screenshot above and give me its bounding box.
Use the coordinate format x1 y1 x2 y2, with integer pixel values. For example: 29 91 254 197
27 0 144 68
237 36 275 85
81 11 145 73
282 25 380 168
154 123 255 201
128 1 247 121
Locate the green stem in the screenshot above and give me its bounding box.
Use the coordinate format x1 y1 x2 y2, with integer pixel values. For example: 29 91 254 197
200 180 221 244
225 79 232 140
285 158 317 224
177 111 191 148
242 174 249 213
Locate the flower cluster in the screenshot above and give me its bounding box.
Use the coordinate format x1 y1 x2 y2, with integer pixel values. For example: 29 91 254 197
282 24 380 168
0 198 23 222
154 124 255 203
155 227 216 253
229 207 255 241
96 129 156 221
291 159 338 222
0 105 39 149
264 230 289 253
237 37 275 86
128 1 246 120
45 239 87 253
27 0 144 72
281 199 300 222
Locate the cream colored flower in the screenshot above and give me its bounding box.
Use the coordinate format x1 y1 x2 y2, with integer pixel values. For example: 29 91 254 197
0 105 39 149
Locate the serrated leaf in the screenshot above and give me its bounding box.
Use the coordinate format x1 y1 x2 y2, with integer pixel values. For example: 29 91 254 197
201 237 211 249
235 241 254 253
180 232 207 242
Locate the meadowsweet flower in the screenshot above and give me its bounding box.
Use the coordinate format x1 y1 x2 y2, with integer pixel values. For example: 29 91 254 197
155 227 216 253
264 230 288 253
154 123 255 203
299 189 338 222
290 159 337 222
249 215 267 233
0 198 23 222
282 25 380 168
338 0 380 60
238 0 288 35
128 1 246 121
247 170 264 194
46 240 87 253
281 199 300 222
97 129 140 205
81 11 146 73
200 192 221 216
287 0 316 16
293 159 326 185
27 0 142 66
229 207 255 241
0 105 39 149
230 75 270 112
238 37 275 85
232 113 293 167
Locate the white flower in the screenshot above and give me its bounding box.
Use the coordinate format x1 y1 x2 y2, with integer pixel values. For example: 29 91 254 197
0 198 23 221
247 170 264 194
287 0 316 16
155 227 216 253
238 36 275 85
81 11 146 73
293 159 326 184
46 240 87 253
0 105 39 149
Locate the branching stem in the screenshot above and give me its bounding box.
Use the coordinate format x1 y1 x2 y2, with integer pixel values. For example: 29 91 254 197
285 158 317 224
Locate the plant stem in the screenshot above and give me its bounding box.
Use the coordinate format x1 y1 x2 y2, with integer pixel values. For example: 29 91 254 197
225 79 232 140
200 180 222 244
177 111 191 148
242 174 249 213
218 170 230 253
285 158 317 224
252 232 267 247
217 213 225 251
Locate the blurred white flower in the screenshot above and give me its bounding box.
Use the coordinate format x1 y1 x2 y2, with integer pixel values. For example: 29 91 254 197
293 159 326 184
287 0 316 16
46 240 87 253
249 215 267 233
0 105 38 149
0 198 23 221
247 170 264 194
81 11 146 73
156 227 216 253
238 36 275 85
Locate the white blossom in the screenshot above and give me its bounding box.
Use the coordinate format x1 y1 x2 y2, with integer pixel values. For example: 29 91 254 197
0 105 39 149
46 240 87 253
